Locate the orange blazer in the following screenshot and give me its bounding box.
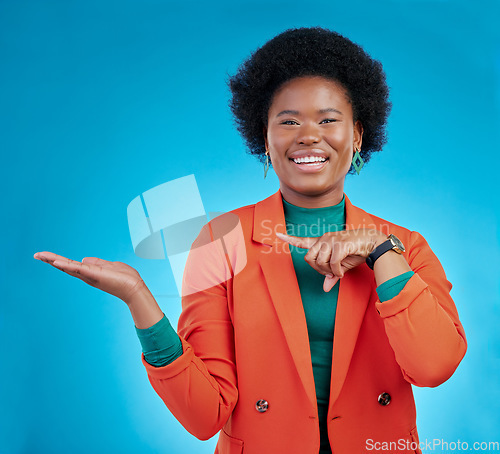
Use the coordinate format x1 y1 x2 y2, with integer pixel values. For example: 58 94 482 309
142 191 466 454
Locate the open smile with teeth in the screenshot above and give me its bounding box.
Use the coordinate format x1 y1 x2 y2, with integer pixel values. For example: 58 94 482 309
291 156 328 165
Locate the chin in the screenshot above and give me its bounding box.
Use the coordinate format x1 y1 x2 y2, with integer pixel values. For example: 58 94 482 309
292 184 335 197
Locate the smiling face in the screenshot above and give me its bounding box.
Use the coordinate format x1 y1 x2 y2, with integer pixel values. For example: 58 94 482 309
264 76 363 208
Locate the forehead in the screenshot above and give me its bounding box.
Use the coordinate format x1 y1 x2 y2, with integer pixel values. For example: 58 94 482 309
269 76 352 112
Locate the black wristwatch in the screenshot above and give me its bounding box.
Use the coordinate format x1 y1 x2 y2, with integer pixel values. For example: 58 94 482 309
366 234 405 269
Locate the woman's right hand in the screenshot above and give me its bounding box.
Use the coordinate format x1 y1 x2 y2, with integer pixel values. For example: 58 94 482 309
33 251 147 305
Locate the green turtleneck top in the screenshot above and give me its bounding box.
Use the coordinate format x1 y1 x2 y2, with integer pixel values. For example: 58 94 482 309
281 195 413 453
283 196 343 453
136 196 414 453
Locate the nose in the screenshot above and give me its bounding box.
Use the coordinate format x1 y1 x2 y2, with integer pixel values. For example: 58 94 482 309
296 121 321 145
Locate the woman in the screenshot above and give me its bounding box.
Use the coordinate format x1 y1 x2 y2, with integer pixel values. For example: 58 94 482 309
34 27 466 454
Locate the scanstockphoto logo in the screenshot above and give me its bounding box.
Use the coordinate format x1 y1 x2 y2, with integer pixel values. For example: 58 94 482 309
366 438 500 452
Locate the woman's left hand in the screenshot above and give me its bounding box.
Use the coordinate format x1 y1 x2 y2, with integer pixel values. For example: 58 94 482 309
276 229 386 292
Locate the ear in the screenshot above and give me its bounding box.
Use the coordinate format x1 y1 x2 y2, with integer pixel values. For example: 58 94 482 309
353 121 364 150
263 126 269 150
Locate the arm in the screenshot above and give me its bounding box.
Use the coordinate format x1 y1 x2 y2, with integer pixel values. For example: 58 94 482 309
374 230 467 387
34 234 238 440
140 220 239 440
277 229 467 387
135 314 183 367
376 270 414 302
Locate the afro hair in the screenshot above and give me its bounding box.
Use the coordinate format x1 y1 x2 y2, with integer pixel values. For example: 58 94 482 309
228 27 391 172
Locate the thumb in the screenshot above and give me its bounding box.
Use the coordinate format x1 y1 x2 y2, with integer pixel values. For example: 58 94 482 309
323 275 340 292
82 257 104 264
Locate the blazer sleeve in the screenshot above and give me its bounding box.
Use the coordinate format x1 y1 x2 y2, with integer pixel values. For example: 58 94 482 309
141 219 239 441
374 230 467 387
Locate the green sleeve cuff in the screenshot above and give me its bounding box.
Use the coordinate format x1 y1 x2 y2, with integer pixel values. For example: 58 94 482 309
376 271 415 302
135 314 183 367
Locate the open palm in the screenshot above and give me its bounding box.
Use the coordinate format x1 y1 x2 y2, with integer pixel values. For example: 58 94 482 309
34 251 145 304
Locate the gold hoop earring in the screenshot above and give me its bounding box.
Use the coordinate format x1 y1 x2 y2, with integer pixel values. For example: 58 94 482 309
264 150 270 179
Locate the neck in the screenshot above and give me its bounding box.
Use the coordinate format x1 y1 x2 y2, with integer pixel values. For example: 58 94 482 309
280 186 345 208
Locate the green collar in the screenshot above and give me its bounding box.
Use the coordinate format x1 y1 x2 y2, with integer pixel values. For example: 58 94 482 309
282 195 346 235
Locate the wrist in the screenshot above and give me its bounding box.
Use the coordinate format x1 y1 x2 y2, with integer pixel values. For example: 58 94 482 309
373 251 412 286
369 231 389 253
123 280 149 306
366 233 406 271
126 285 164 329
351 229 388 258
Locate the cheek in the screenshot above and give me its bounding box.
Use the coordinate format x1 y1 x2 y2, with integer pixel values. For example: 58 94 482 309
268 135 290 165
327 132 354 168
269 150 287 172
327 130 354 155
268 130 289 150
328 127 353 146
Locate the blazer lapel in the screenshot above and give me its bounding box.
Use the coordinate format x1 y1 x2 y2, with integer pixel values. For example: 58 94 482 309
329 196 376 405
253 191 317 410
252 191 377 412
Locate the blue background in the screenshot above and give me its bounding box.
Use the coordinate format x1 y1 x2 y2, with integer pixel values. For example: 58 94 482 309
1 0 499 452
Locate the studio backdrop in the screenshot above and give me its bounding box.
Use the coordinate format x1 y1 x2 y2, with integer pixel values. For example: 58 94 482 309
1 1 499 453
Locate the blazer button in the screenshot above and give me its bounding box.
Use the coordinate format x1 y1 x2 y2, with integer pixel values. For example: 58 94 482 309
378 392 391 406
255 399 269 413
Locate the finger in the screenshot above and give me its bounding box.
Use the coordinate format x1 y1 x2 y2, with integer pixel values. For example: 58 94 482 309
303 240 328 276
304 235 338 277
51 258 86 275
51 261 96 285
81 257 116 268
329 243 348 278
49 259 95 284
52 259 83 273
52 259 100 285
83 258 135 276
81 257 104 264
323 275 340 292
34 251 72 264
313 242 334 275
276 233 317 249
34 253 95 280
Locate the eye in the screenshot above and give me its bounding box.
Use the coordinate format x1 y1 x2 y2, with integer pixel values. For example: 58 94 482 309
320 118 338 124
280 120 299 125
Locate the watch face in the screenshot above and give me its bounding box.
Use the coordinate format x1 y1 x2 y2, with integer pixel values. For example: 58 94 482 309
388 234 405 253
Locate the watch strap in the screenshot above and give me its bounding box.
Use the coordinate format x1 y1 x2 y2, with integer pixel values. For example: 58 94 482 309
366 239 395 270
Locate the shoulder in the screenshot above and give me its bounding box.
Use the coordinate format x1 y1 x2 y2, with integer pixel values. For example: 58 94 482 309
347 200 411 235
347 200 429 253
196 197 267 248
366 209 411 238
207 191 279 231
349 202 440 273
206 202 256 232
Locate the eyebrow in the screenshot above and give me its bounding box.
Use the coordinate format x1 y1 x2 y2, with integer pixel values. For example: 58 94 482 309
276 108 343 117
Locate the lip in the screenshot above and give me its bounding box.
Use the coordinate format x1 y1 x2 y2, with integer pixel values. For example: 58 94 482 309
288 148 329 159
288 148 329 173
289 158 329 173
